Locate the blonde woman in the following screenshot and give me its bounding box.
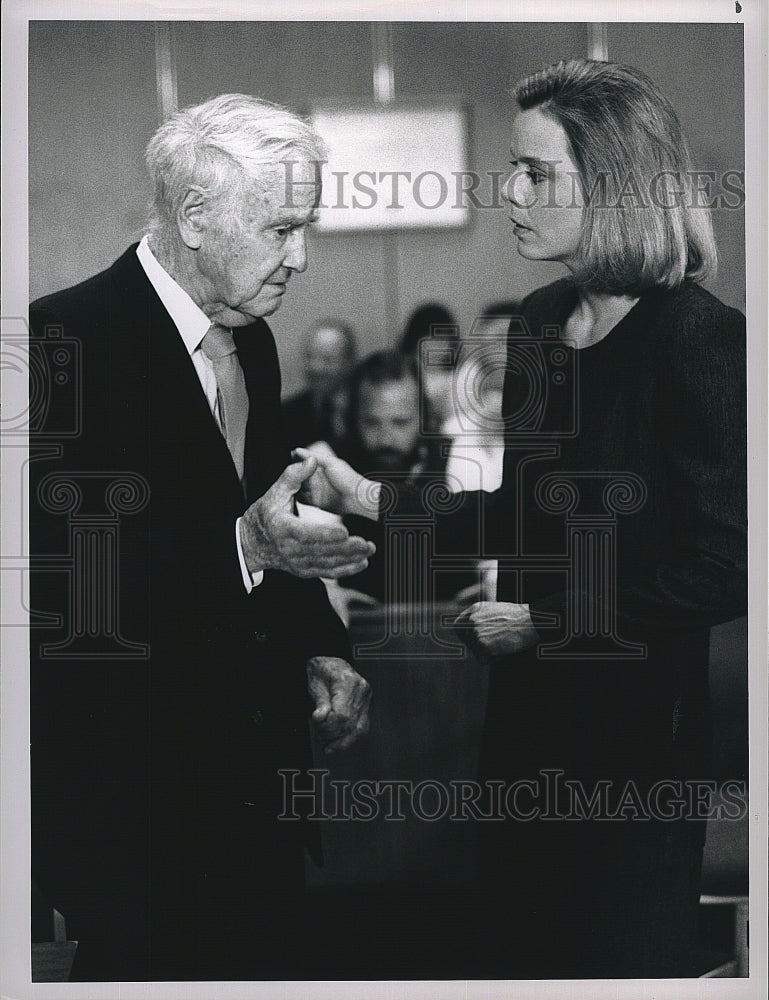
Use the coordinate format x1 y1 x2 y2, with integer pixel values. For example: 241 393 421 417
307 59 746 977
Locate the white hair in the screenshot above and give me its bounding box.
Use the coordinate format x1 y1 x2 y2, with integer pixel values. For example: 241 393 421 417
145 93 327 235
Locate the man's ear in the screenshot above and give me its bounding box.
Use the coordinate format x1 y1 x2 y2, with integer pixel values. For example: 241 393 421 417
176 187 207 249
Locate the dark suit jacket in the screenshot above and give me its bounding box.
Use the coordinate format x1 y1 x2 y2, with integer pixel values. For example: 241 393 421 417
281 388 334 450
29 245 350 976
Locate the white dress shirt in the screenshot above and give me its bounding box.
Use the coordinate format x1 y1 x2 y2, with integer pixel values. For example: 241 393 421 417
136 236 263 592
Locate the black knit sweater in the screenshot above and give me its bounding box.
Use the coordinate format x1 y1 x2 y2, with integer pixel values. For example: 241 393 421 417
391 277 746 783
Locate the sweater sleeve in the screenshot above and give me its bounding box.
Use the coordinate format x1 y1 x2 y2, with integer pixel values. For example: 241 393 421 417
377 480 509 564
375 290 545 561
530 293 747 641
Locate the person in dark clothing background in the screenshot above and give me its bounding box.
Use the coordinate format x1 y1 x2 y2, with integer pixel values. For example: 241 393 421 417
399 302 460 432
282 318 357 450
332 349 460 604
303 58 747 978
341 349 444 475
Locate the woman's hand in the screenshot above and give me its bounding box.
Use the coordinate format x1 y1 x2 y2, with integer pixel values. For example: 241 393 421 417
294 444 381 520
453 601 539 662
322 580 381 628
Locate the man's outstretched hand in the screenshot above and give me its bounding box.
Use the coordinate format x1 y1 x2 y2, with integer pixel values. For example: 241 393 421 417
307 656 372 754
239 452 375 578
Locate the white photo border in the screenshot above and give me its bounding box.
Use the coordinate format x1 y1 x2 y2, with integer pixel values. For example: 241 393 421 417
2 2 766 998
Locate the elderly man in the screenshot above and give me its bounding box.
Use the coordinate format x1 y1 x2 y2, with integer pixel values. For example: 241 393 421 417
282 318 357 450
29 94 372 981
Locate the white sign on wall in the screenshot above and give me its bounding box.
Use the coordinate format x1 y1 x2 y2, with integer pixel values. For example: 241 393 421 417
310 104 469 231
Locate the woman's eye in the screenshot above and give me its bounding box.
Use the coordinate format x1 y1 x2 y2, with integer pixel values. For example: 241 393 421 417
509 161 545 185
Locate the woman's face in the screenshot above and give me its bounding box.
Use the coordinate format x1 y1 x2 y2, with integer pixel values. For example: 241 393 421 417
504 108 584 270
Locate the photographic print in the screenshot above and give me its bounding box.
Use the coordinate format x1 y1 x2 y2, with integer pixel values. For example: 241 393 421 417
1 2 765 997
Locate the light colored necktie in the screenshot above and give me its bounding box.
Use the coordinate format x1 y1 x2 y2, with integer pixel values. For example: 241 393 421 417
200 324 249 482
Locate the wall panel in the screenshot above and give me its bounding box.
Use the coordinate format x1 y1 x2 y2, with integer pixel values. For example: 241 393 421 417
29 21 745 392
609 22 745 311
29 21 157 301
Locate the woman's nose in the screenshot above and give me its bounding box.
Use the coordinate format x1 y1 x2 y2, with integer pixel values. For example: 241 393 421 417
504 170 535 209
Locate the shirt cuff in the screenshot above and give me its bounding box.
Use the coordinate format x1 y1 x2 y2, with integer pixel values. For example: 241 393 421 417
235 517 264 592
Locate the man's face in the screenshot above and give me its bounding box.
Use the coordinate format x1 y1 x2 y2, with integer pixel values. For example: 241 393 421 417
357 379 422 472
305 327 352 398
193 160 320 328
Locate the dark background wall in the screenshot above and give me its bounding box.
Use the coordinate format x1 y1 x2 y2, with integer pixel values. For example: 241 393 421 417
29 21 744 395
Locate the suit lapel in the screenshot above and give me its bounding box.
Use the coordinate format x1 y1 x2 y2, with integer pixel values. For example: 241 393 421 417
235 324 287 503
107 248 245 506
106 248 289 508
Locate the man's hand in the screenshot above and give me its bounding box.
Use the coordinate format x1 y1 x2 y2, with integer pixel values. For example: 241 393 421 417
453 601 539 663
295 445 380 521
239 453 375 578
307 656 371 754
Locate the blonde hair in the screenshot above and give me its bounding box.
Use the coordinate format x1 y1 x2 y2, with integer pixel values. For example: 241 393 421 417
514 59 717 294
145 93 327 236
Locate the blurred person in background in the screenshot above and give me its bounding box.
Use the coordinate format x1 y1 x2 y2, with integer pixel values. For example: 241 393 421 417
331 349 456 606
444 301 518 495
444 302 519 602
282 317 357 449
399 301 459 432
311 350 478 610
